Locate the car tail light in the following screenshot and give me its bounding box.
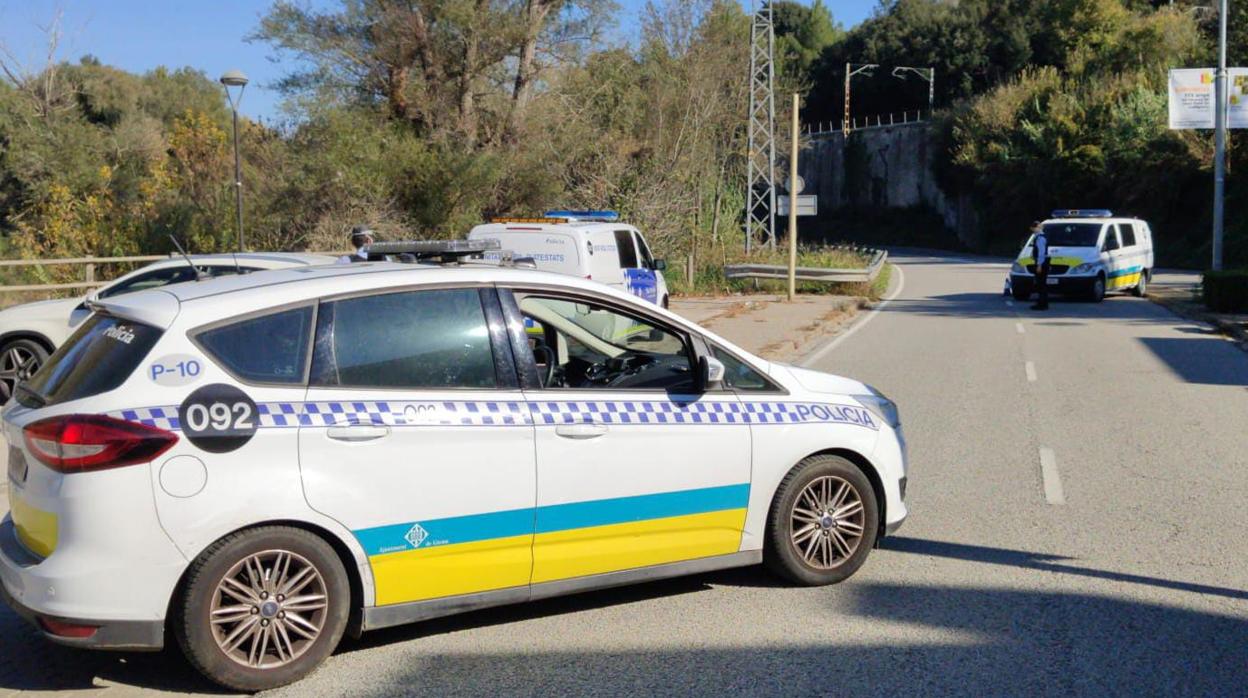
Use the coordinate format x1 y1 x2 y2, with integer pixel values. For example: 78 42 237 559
23 414 178 474
38 616 99 638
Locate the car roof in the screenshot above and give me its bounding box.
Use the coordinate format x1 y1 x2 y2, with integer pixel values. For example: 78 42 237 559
470 222 637 234
1043 217 1144 225
145 252 337 269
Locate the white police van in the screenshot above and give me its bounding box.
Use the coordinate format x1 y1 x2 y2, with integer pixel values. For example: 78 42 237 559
467 211 671 307
1009 210 1154 302
0 242 907 691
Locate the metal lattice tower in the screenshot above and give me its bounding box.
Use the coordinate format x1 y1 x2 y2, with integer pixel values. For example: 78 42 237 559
745 0 776 253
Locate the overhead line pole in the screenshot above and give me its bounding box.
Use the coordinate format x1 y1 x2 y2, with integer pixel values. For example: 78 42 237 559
1212 0 1228 271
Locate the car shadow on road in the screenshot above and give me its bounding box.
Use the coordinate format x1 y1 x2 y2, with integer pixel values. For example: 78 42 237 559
879 292 1182 325
4 549 1245 695
881 536 1248 601
339 582 1246 696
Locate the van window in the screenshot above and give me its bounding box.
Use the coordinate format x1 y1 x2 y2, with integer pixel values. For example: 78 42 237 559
613 230 638 268
311 288 496 390
1120 223 1137 247
635 233 656 270
17 315 162 407
198 306 313 384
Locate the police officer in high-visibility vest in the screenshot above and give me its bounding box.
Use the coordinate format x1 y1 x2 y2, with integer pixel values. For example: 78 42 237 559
1031 221 1050 311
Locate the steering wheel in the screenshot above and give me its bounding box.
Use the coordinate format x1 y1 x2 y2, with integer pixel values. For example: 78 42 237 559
532 344 557 387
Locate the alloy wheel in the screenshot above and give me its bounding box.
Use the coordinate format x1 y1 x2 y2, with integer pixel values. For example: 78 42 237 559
789 475 866 569
0 345 42 402
209 549 329 669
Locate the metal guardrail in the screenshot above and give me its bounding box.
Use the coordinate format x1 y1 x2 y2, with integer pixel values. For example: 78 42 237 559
725 248 888 284
0 252 348 294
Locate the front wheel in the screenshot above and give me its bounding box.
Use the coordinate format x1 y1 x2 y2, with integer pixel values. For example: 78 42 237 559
765 454 879 586
1011 286 1031 301
174 527 350 692
1089 275 1106 303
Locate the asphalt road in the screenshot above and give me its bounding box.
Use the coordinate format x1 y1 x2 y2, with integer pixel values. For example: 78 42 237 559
2 251 1246 697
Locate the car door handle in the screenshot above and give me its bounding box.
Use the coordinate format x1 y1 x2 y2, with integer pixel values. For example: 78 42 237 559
555 423 608 440
326 425 390 442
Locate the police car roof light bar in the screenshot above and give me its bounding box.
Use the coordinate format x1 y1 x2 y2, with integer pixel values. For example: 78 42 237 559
362 239 500 263
543 210 620 222
1051 209 1113 219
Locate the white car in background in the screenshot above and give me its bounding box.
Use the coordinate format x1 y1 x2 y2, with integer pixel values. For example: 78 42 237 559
0 253 336 401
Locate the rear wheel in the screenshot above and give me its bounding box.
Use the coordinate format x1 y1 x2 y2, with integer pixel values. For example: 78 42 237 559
0 337 49 402
765 454 879 586
1131 271 1148 297
175 527 349 692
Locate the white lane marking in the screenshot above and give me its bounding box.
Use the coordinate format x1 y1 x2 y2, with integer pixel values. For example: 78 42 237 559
1039 448 1066 505
800 264 906 366
1025 361 1037 382
1016 322 1025 334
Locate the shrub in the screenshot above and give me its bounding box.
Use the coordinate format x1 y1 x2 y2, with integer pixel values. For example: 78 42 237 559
1202 270 1248 313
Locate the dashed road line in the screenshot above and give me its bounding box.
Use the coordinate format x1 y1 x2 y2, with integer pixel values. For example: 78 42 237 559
1039 448 1066 505
1025 361 1037 382
1016 322 1025 334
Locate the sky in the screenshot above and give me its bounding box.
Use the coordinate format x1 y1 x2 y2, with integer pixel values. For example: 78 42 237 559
0 0 878 122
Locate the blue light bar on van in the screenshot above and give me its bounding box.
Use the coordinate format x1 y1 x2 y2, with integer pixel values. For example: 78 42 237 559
544 210 620 222
1051 209 1113 218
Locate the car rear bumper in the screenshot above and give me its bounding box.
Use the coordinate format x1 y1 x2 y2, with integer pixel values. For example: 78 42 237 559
0 516 165 650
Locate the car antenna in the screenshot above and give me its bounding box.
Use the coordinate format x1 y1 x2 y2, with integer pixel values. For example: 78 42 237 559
167 235 202 281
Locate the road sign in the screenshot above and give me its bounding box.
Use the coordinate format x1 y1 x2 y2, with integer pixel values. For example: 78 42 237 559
786 175 805 194
777 195 817 216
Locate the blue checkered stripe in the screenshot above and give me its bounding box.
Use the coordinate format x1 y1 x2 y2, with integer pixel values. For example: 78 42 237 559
112 400 877 431
113 406 181 431
529 400 876 429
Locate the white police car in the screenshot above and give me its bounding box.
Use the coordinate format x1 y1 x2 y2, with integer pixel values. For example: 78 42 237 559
467 211 671 306
0 242 907 691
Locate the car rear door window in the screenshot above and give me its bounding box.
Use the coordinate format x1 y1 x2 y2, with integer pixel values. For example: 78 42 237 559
197 306 313 384
18 314 162 407
613 230 639 268
311 288 497 390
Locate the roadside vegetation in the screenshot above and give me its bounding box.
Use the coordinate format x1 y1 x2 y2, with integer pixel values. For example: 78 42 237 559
0 0 1244 297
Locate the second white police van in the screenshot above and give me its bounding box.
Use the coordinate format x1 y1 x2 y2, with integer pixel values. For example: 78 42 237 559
467 210 671 307
1 242 906 691
1009 209 1154 302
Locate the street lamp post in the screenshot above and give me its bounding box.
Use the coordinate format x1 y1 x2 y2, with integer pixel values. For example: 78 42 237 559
219 69 248 252
891 66 935 117
1213 0 1228 271
844 63 878 136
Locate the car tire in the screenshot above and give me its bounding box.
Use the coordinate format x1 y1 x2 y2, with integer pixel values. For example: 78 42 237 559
1011 287 1031 301
174 526 350 692
0 337 50 403
1132 271 1147 298
1089 275 1106 303
764 454 879 586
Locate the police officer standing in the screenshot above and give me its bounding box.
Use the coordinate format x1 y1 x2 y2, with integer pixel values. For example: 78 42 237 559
336 226 374 264
1031 221 1050 311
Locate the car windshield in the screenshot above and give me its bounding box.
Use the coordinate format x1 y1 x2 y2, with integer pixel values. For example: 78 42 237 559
1042 223 1102 247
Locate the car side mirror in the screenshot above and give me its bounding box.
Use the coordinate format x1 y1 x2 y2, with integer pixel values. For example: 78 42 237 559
653 259 667 272
698 355 726 391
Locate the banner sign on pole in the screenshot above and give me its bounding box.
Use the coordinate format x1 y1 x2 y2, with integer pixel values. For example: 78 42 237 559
1169 68 1215 129
1169 67 1248 129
